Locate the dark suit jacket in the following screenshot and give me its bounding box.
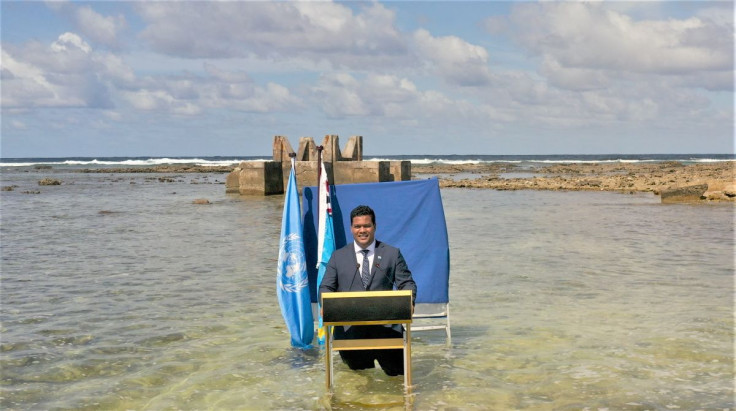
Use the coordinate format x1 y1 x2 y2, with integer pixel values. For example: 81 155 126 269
319 240 417 339
319 240 417 302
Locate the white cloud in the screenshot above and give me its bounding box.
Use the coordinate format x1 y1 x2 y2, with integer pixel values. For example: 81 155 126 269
311 72 435 118
540 57 611 91
204 63 252 84
136 1 407 69
306 66 712 134
73 6 127 49
1 33 136 109
51 32 92 53
122 89 174 111
309 72 513 127
2 49 59 107
1 31 299 115
412 29 492 86
11 120 27 130
292 1 354 33
2 1 731 156
119 65 301 115
492 2 733 81
236 83 301 113
473 0 733 133
311 73 370 117
103 111 122 121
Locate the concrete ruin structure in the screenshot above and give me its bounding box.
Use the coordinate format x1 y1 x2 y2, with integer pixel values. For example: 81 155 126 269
226 135 411 195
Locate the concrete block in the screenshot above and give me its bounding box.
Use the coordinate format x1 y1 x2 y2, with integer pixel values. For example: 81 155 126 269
283 161 316 193
225 169 241 193
333 161 391 184
389 160 411 181
280 161 336 193
233 161 284 195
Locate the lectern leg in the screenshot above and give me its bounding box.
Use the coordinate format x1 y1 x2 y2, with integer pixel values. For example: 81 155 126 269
404 325 412 394
325 326 333 391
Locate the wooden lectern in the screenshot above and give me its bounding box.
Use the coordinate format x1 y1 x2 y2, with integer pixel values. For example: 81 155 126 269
321 290 413 393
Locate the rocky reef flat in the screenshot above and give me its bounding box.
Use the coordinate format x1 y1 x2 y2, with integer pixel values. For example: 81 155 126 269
78 165 235 173
71 160 735 202
414 161 735 202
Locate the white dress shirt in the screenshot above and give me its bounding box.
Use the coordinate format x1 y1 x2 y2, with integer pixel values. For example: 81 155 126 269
354 240 376 274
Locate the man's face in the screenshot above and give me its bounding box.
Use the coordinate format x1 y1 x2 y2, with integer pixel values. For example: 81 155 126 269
351 215 375 249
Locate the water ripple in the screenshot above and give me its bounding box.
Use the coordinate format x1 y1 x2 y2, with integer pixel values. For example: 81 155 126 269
1 175 733 409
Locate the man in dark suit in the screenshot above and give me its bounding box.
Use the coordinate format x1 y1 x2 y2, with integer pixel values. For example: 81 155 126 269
319 205 417 376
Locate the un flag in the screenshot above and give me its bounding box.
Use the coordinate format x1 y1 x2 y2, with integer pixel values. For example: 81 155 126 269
277 160 314 349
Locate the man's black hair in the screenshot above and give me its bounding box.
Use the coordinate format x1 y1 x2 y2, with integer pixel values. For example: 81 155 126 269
350 205 375 225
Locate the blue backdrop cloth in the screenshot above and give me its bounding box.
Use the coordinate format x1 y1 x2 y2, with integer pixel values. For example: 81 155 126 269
302 178 450 304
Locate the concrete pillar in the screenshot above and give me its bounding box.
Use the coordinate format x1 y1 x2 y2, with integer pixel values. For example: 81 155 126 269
228 135 411 196
273 135 295 163
297 137 317 161
322 134 341 163
342 136 363 161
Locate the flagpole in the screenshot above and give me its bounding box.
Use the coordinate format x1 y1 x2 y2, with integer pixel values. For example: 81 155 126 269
316 146 323 217
314 146 336 346
315 147 322 346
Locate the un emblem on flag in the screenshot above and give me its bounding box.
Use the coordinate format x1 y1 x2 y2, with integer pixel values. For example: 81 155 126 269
278 233 308 292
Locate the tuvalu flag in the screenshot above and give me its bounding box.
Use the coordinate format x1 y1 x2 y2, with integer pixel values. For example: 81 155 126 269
277 157 314 349
315 158 336 345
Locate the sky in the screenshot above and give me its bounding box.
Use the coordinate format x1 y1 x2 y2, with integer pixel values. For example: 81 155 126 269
1 1 734 157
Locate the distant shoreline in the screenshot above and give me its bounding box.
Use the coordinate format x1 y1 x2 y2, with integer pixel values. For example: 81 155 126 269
1 153 734 168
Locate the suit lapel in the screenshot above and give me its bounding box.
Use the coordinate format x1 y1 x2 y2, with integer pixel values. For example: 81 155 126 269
370 241 383 278
350 246 362 290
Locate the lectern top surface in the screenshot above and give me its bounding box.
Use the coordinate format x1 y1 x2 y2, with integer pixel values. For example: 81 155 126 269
322 290 412 325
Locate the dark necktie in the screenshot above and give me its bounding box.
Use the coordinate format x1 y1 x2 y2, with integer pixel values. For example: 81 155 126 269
360 249 370 289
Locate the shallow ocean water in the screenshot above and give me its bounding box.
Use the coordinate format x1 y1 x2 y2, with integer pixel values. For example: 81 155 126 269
1 167 733 410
